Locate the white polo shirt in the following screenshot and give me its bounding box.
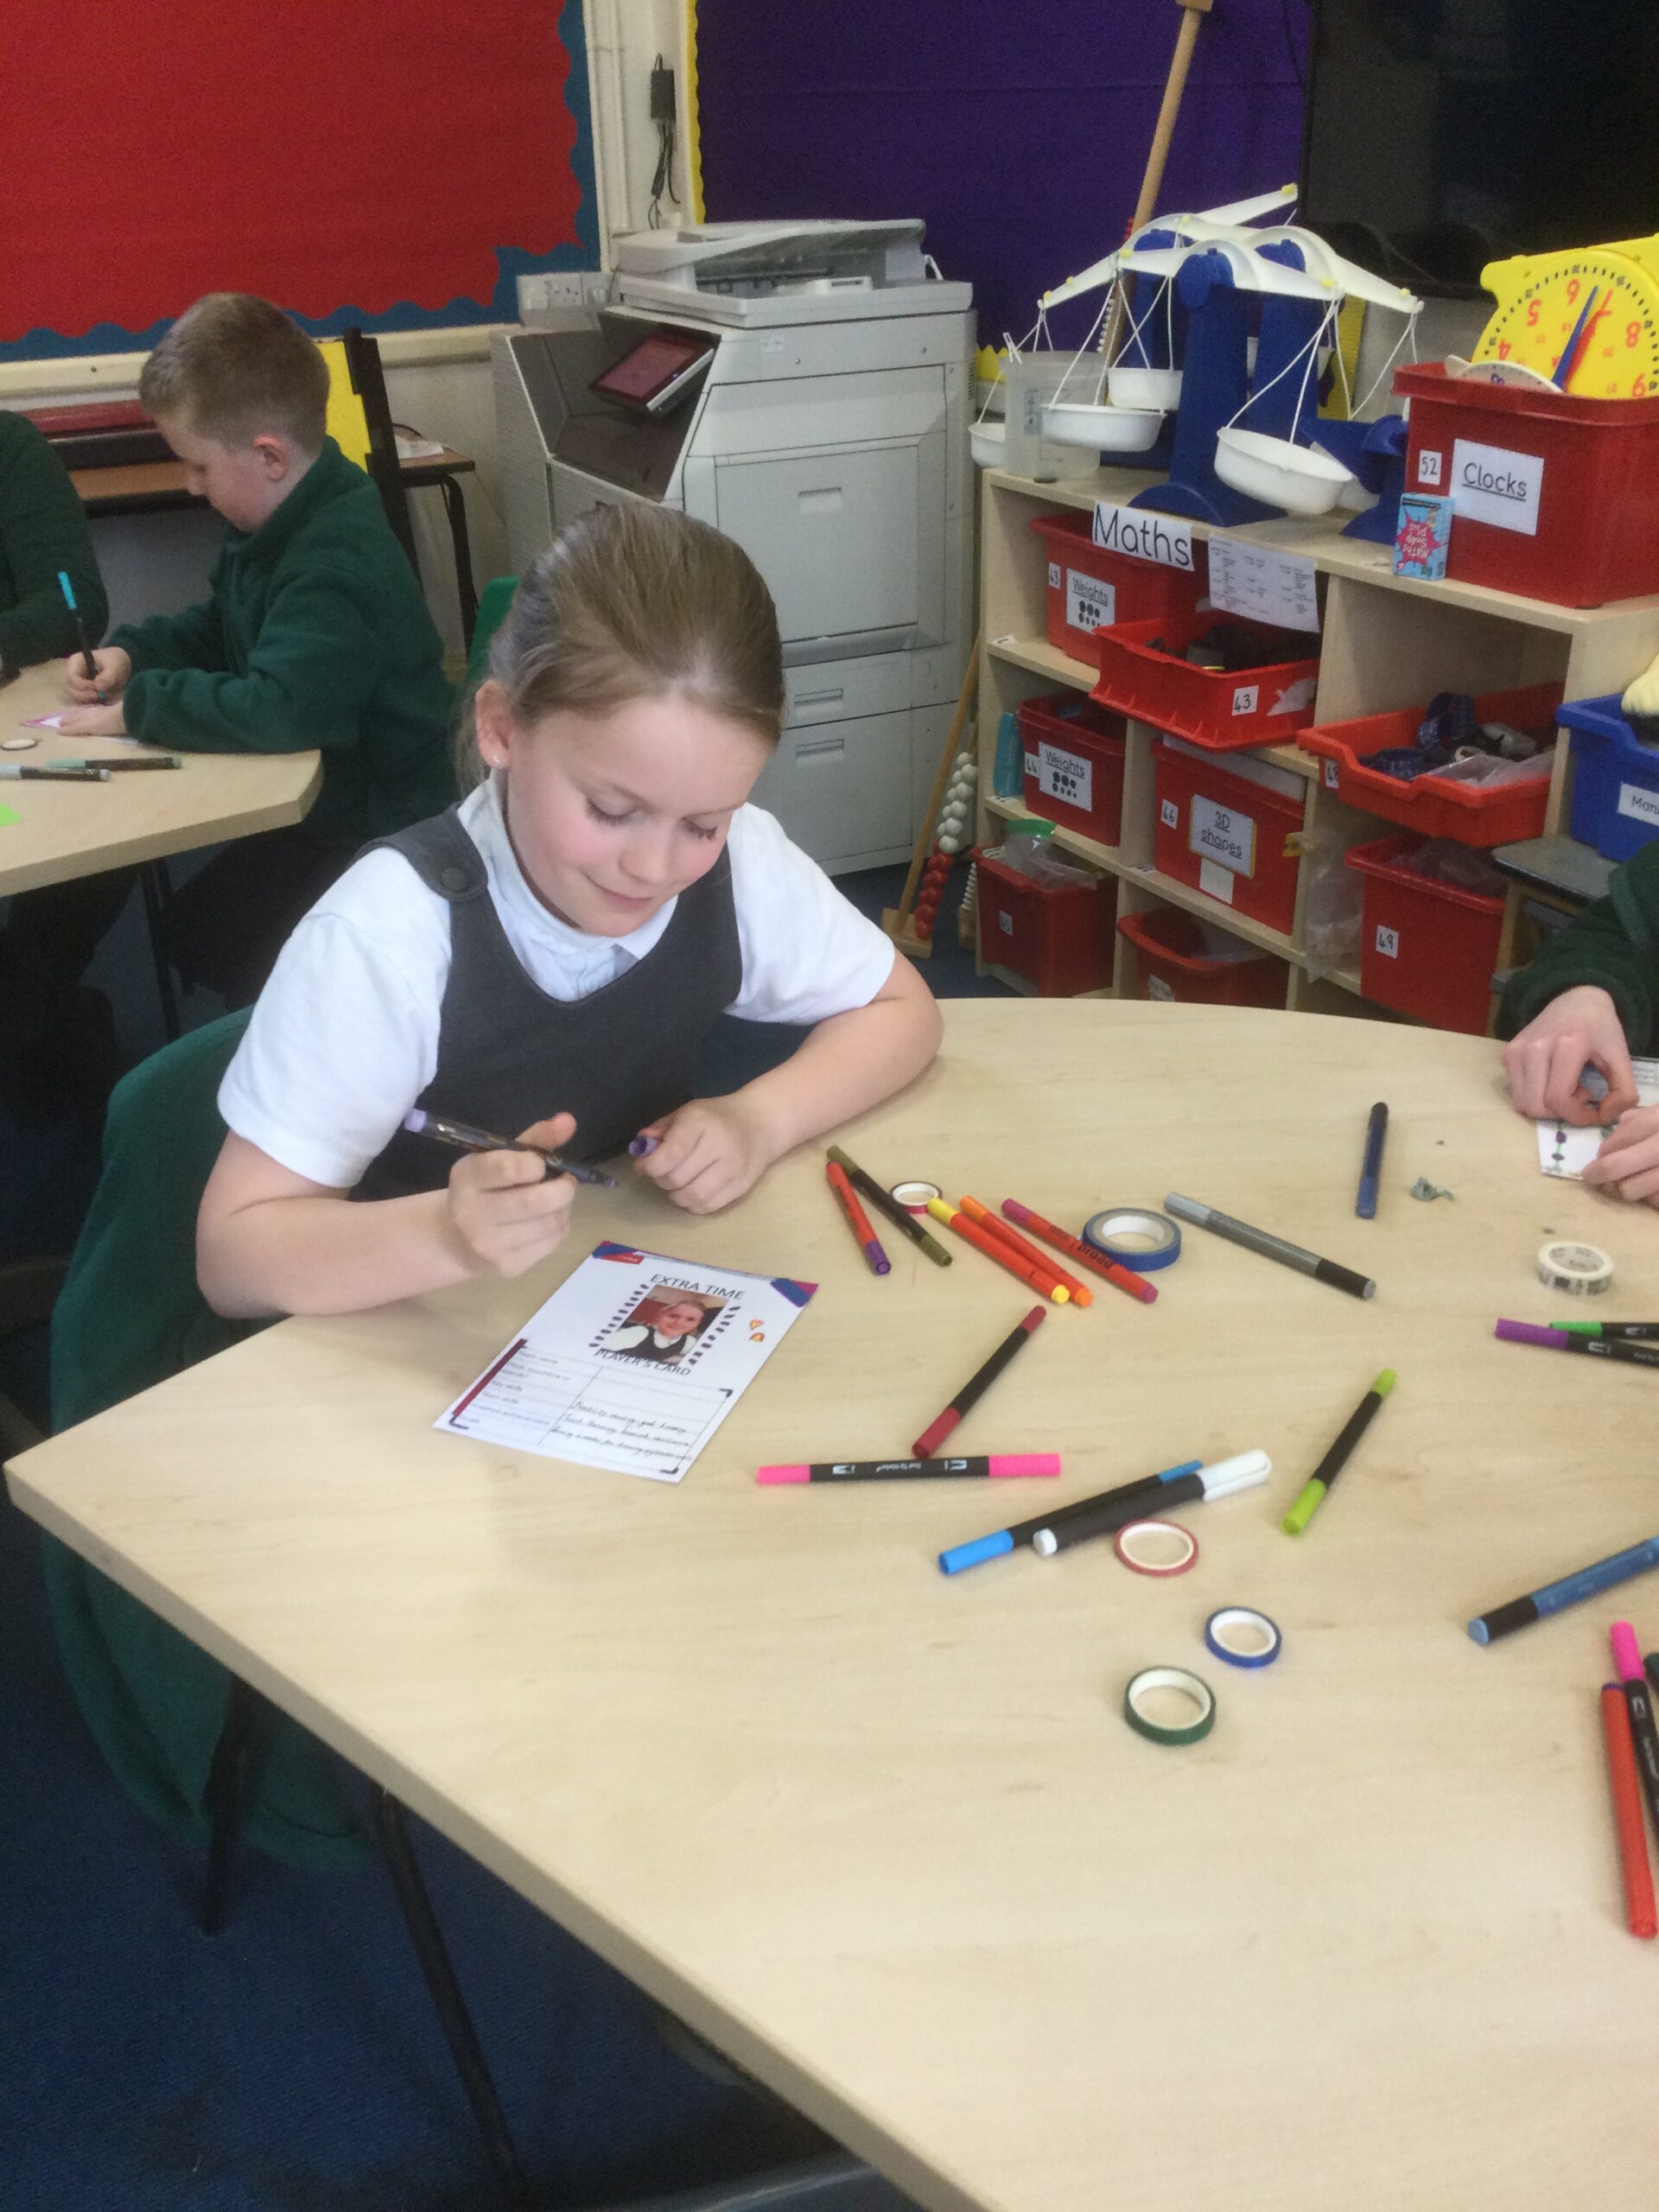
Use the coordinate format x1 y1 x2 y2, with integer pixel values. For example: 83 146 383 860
219 776 897 1190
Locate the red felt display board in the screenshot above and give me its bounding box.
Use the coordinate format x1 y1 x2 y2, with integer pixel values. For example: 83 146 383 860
2 0 585 347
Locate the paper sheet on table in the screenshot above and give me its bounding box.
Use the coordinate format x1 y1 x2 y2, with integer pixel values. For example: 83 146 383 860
438 1242 817 1480
1537 1057 1659 1178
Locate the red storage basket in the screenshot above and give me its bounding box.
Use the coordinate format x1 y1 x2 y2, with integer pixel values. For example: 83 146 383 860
1298 681 1563 847
1018 691 1128 846
1092 610 1320 752
1395 364 1659 607
1345 832 1506 1036
1116 906 1284 1007
1151 739 1305 936
1028 510 1205 661
976 847 1115 996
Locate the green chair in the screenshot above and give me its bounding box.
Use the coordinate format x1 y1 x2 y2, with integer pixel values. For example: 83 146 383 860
466 573 519 690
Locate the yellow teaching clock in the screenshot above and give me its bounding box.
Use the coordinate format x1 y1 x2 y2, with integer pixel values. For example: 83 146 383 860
1474 238 1659 398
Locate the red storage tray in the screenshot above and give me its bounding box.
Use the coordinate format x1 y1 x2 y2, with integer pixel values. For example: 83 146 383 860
1151 739 1305 936
1345 832 1506 1036
1299 681 1563 847
1116 906 1283 1007
1093 610 1320 752
1028 510 1205 662
1018 691 1128 846
1395 364 1659 607
976 848 1115 995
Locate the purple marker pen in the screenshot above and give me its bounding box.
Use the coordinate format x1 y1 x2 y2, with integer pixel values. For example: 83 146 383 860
629 1134 660 1159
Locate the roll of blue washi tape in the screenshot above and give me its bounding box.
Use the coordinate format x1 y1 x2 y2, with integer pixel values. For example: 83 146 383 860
1204 1606 1282 1669
1082 1207 1181 1272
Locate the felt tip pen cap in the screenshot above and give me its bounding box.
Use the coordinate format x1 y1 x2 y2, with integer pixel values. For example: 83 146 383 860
937 1529 1014 1576
1371 1369 1397 1396
1196 1447 1272 1500
1612 1620 1645 1682
58 570 78 609
757 1465 810 1484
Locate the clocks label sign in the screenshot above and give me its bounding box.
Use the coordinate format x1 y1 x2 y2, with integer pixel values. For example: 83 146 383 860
1449 438 1543 536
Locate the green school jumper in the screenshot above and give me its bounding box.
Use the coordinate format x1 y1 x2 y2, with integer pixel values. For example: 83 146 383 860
1498 840 1659 1050
0 410 108 673
111 436 455 845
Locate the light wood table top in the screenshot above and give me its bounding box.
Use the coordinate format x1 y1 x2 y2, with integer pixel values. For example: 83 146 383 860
0 662 320 895
10 1001 1659 2212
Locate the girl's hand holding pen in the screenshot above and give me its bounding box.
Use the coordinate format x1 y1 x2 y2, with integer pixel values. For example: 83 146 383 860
632 1096 774 1214
63 645 130 703
445 1112 579 1277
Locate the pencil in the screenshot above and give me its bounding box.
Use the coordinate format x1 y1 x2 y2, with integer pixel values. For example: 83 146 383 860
825 1159 890 1275
925 1198 1069 1302
1599 1684 1658 1939
960 1197 1090 1305
825 1146 951 1268
912 1306 1046 1458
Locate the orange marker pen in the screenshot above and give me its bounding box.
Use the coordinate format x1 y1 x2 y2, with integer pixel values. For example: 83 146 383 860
960 1197 1091 1306
926 1198 1069 1303
1001 1198 1158 1306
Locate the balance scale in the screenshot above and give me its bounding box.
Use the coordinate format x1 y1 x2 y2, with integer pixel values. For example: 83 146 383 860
1034 188 1422 526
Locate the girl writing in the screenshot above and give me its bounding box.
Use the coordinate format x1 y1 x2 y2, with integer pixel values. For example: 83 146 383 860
198 503 942 1317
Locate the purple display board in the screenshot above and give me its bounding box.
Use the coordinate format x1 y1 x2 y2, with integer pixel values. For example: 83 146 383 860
696 3 1307 350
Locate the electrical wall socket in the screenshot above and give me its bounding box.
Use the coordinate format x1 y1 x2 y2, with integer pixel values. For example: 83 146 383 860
517 270 607 315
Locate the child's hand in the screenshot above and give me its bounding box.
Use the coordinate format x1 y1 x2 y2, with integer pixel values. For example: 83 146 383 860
64 646 130 702
1501 985 1637 1124
1582 1104 1659 1205
57 702 130 737
443 1112 579 1276
632 1097 776 1214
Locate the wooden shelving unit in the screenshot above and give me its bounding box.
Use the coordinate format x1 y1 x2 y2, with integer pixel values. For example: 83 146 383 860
975 464 1659 1020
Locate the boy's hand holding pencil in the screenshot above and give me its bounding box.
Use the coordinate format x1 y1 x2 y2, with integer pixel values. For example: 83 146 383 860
445 1112 580 1278
63 645 131 705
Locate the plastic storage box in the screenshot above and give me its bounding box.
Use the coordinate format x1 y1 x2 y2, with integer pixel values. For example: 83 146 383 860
1116 906 1284 1007
1151 737 1306 936
1018 691 1128 846
1560 694 1659 862
1028 510 1205 662
1092 610 1320 752
976 847 1116 995
1395 364 1659 607
1345 832 1506 1035
1299 681 1563 848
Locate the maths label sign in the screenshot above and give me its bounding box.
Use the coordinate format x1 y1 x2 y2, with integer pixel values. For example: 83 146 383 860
1091 502 1196 573
1449 440 1544 537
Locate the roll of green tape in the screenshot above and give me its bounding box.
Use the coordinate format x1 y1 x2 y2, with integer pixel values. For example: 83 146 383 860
1122 1664 1216 1746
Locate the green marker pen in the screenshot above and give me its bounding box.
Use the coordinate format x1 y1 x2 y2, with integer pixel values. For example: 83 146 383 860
1549 1320 1659 1342
1283 1369 1395 1535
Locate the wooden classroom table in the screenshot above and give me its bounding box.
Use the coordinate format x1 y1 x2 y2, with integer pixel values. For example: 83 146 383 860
0 660 320 898
9 1001 1659 2212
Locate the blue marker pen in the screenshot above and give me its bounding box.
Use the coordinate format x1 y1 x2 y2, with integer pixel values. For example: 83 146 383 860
1355 1101 1388 1220
938 1460 1201 1577
1469 1534 1659 1644
59 571 105 701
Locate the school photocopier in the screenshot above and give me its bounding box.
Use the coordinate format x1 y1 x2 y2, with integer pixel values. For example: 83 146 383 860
493 220 975 872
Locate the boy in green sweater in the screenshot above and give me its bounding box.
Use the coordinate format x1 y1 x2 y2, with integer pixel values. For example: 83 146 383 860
0 409 108 677
0 295 454 1124
1499 837 1659 1203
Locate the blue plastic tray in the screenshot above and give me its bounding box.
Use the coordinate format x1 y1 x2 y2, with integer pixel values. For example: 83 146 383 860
1560 694 1659 863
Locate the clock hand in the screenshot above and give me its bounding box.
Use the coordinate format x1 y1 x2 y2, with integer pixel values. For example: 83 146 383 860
1552 287 1605 390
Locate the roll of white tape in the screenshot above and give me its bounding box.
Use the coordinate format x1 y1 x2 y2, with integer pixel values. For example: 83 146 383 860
890 1179 943 1214
1536 1240 1614 1298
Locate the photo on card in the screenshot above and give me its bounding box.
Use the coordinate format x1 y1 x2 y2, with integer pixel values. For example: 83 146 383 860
601 1284 726 1368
